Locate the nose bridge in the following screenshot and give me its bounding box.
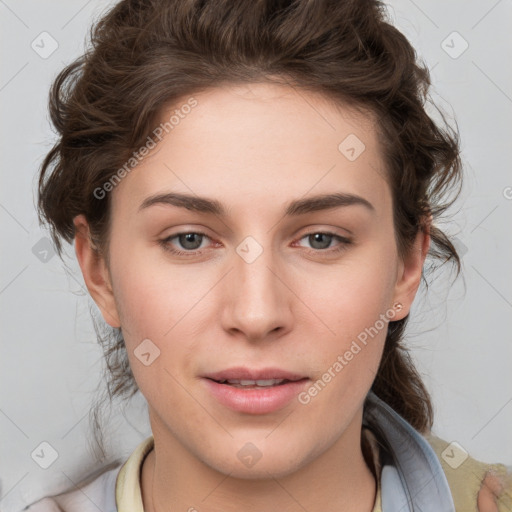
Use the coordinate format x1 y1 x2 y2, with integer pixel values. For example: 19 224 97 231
223 233 290 339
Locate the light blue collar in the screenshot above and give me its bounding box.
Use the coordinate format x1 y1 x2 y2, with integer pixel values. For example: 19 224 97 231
363 391 455 511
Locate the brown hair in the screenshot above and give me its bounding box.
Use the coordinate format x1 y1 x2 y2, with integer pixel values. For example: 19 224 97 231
38 0 462 457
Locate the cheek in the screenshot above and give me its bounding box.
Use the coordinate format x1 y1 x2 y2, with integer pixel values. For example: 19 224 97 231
109 243 201 340
305 246 398 343
297 276 391 439
295 244 397 407
107 243 215 393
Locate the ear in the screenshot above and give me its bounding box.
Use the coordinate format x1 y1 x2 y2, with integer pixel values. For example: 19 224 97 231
73 215 121 328
392 217 431 320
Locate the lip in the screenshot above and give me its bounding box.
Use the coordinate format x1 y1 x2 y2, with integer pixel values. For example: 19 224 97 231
203 367 307 382
202 367 310 414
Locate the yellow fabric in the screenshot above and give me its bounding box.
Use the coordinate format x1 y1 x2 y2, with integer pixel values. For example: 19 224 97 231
425 433 512 512
115 436 153 512
114 433 511 512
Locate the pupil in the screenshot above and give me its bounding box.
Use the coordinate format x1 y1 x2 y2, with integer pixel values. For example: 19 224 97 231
180 233 202 250
310 233 331 250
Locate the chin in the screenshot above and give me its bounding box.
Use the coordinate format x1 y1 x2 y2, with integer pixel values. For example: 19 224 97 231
214 455 307 481
197 437 319 481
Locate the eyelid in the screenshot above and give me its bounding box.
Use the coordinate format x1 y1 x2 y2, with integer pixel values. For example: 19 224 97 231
293 224 353 240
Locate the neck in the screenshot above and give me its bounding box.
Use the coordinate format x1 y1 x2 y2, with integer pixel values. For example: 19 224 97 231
141 414 377 512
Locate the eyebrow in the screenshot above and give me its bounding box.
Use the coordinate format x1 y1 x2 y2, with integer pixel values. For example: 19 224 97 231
138 191 375 216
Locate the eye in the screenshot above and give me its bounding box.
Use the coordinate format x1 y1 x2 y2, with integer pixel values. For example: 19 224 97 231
159 230 352 257
294 232 352 254
159 232 212 255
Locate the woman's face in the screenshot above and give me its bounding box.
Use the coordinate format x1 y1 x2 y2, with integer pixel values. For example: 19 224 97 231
76 82 426 478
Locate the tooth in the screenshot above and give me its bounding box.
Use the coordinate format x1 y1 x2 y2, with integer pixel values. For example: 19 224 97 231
256 379 283 386
221 378 289 387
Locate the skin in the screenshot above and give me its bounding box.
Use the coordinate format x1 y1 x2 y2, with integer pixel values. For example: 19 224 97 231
478 472 504 512
74 82 431 512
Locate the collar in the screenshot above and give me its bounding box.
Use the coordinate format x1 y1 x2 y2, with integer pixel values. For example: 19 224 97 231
363 391 455 511
115 392 455 512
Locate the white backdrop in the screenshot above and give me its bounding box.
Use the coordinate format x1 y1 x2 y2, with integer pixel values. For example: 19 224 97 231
1 1 511 511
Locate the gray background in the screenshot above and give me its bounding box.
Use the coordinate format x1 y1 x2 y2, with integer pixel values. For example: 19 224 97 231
1 1 511 511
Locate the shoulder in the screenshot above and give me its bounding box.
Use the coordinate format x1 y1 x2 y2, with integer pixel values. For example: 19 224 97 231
425 433 512 512
22 465 121 512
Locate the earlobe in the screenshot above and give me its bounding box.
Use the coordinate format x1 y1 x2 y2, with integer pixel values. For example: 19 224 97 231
73 215 121 328
392 220 431 320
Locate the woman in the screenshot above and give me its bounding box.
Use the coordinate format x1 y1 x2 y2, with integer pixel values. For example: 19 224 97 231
27 0 511 510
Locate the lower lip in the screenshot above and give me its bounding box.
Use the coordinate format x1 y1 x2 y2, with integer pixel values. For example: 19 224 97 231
203 378 310 414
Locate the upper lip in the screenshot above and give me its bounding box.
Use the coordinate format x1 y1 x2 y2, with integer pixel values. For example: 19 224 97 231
203 367 308 382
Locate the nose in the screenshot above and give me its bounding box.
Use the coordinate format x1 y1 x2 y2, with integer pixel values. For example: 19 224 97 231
220 240 293 344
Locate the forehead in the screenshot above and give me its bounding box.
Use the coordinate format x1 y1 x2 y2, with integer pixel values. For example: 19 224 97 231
112 82 390 217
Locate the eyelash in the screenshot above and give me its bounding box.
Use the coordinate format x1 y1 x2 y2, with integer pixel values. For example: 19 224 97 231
159 231 352 257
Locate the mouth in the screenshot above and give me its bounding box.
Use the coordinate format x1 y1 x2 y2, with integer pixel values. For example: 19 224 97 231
209 378 300 389
201 367 310 414
203 366 308 383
